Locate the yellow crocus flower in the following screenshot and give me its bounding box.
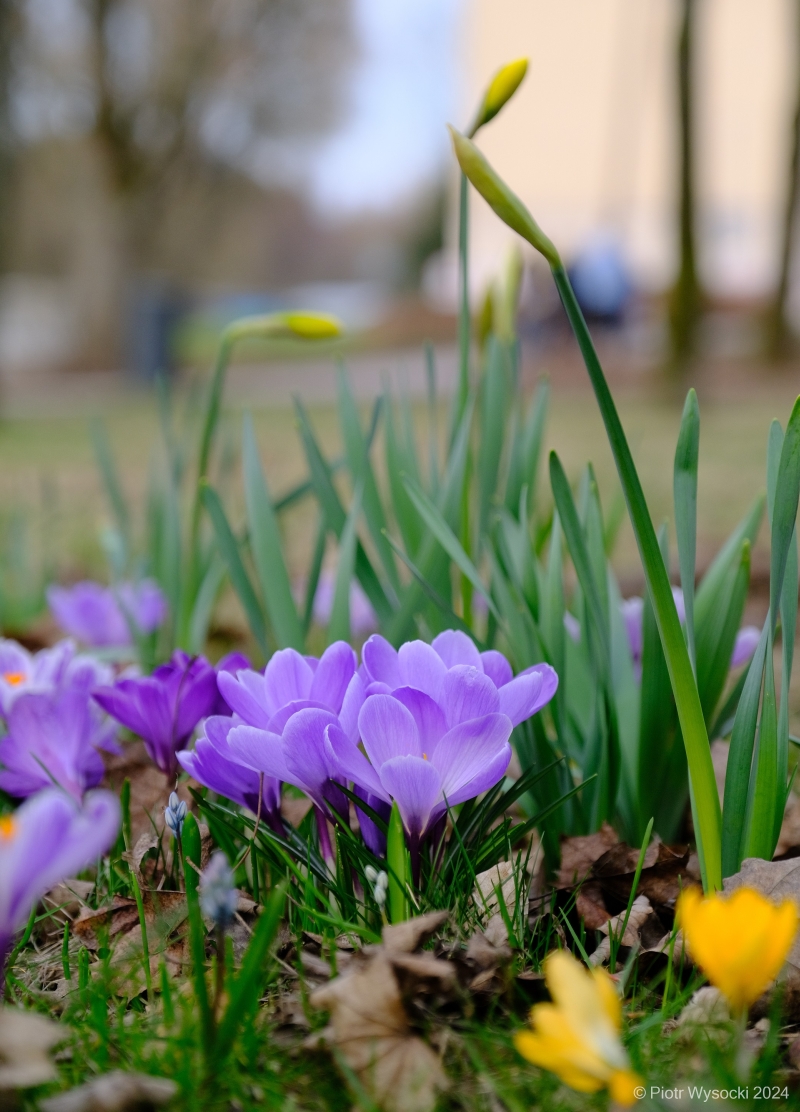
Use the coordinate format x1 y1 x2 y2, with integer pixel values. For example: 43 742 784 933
678 886 798 1015
514 950 643 1105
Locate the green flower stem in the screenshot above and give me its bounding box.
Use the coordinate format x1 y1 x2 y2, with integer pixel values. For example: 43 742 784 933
551 264 722 891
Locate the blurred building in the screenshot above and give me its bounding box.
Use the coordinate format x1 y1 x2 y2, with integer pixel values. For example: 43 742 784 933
461 0 795 304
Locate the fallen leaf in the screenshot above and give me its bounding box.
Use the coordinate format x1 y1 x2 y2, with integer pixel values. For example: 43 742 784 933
44 880 96 922
310 954 447 1112
40 1070 177 1112
674 986 730 1045
589 896 654 965
0 1008 64 1089
381 911 448 954
557 823 619 888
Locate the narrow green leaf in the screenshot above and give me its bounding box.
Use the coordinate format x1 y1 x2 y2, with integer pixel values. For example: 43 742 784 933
387 803 409 923
674 389 700 673
328 480 364 643
215 882 287 1064
242 414 304 651
187 554 226 655
549 453 609 668
401 474 499 621
294 398 393 626
721 620 768 876
201 483 268 655
743 631 778 860
302 512 328 635
769 397 800 625
336 369 400 592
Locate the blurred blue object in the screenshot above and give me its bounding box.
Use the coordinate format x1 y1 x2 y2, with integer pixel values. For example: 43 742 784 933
567 235 631 322
127 281 188 381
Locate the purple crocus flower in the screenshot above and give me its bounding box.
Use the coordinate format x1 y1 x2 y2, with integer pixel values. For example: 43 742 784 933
324 680 514 880
621 590 758 677
47 580 166 648
731 625 760 668
0 638 120 755
0 638 81 714
360 630 558 728
93 651 220 777
0 788 120 984
0 689 106 801
177 715 283 833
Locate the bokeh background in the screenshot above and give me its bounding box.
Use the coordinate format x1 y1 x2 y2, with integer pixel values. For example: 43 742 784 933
4 0 800 636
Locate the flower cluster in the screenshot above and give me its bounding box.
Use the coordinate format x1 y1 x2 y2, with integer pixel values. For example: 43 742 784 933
0 638 120 801
174 630 557 864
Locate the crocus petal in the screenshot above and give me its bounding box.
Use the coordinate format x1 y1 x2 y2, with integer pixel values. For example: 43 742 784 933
378 755 442 839
480 649 513 688
397 641 447 700
92 680 152 739
263 649 314 712
358 694 422 767
178 736 270 815
731 626 760 669
499 664 559 726
441 666 500 728
361 634 400 688
339 672 366 743
309 641 357 712
216 670 273 729
431 713 512 804
432 630 483 670
266 700 325 735
324 723 389 802
227 724 291 782
281 707 340 797
390 688 448 753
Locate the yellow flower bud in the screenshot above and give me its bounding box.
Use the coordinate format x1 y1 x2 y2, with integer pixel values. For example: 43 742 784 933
448 127 561 269
223 311 343 346
678 885 798 1015
469 58 528 137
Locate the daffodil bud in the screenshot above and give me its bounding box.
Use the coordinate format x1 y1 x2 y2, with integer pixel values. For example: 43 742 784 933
469 58 529 137
448 128 561 269
223 311 343 346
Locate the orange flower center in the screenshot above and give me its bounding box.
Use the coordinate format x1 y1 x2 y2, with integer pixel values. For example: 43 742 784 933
0 816 18 841
2 672 24 687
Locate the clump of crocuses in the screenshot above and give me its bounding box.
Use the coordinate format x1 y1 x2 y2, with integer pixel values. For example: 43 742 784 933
177 631 557 874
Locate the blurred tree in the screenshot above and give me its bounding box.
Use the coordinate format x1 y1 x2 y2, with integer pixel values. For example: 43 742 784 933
13 0 353 366
0 0 20 271
668 0 702 376
764 0 800 361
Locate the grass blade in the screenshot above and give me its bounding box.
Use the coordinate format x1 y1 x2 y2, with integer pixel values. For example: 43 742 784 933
328 479 363 643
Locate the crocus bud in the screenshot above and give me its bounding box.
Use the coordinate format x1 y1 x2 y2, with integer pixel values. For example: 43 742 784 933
469 58 528 137
448 127 561 269
164 792 187 839
199 851 238 929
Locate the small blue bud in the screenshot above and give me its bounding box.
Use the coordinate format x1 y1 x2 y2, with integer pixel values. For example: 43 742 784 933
164 791 187 839
199 851 238 929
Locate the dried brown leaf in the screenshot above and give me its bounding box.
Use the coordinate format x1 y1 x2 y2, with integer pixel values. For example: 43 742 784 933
381 911 448 954
557 823 619 888
311 954 447 1112
0 1008 64 1090
40 1070 177 1112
